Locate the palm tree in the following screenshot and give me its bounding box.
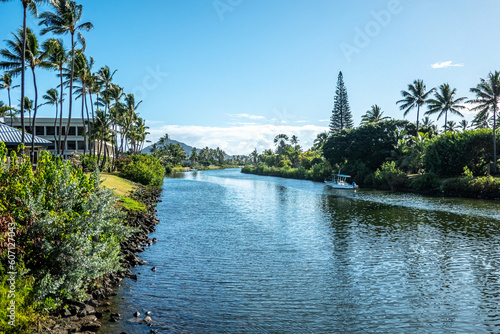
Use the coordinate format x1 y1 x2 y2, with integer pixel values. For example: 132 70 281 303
93 108 111 165
274 134 289 155
250 148 258 165
43 38 67 154
71 50 92 155
23 28 52 161
119 93 141 153
106 84 124 157
42 88 62 146
426 83 467 132
22 96 33 129
39 0 93 157
0 73 20 109
361 104 390 125
397 79 434 133
0 101 16 121
459 120 468 132
468 71 500 173
0 0 45 143
190 147 198 166
444 120 457 132
312 132 328 151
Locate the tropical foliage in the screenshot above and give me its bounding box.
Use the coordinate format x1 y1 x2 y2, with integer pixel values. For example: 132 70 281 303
0 142 133 332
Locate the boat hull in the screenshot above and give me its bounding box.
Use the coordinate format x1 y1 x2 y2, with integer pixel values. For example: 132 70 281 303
324 181 358 190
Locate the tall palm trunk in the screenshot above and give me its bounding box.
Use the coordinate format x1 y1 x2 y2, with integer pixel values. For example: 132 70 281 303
494 105 497 173
416 105 420 134
30 68 38 163
84 92 91 156
53 101 58 146
444 111 448 132
58 66 64 155
62 32 75 157
80 82 87 155
89 93 95 156
20 3 27 144
8 87 13 127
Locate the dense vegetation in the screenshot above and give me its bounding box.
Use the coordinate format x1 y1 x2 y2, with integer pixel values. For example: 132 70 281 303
0 143 145 332
244 72 500 199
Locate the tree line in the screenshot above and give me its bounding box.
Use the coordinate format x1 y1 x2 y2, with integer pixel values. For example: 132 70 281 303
244 70 500 188
0 0 149 166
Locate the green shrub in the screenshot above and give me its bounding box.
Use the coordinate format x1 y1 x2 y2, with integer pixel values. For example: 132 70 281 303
309 162 332 182
424 129 497 177
373 161 408 191
0 145 135 310
0 273 41 333
121 154 165 187
409 172 440 191
441 176 500 198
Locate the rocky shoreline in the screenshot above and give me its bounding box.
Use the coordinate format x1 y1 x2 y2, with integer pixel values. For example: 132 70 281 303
39 186 163 334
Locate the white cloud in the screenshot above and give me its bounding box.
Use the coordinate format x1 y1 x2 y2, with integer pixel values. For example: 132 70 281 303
431 61 464 69
147 123 329 155
227 113 265 120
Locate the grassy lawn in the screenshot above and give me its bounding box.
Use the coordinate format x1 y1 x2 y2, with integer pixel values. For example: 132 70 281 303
100 172 137 197
99 173 146 211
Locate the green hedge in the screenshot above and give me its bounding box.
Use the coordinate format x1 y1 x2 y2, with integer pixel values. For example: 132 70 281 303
241 162 331 182
424 129 498 177
119 154 165 187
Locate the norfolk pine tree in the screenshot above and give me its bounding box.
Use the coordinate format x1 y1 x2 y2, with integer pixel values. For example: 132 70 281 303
330 71 354 133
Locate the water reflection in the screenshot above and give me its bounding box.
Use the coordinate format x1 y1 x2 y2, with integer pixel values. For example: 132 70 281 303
100 169 500 333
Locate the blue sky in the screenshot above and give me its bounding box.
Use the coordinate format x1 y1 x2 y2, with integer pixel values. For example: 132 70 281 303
1 0 500 154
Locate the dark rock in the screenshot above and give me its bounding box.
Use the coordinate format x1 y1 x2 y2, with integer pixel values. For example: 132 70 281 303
80 317 101 332
110 313 120 318
128 274 138 280
151 267 156 272
145 311 151 315
87 299 99 308
133 311 141 317
68 305 80 316
61 308 72 317
138 260 147 265
152 238 158 243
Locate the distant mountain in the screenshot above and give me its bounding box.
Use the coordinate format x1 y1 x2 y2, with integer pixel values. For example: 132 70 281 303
142 139 198 155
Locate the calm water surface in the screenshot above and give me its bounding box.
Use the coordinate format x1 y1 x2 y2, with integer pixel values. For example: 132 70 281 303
100 168 500 333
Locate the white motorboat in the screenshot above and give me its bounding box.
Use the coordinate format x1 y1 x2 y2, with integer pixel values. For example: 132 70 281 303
324 173 359 190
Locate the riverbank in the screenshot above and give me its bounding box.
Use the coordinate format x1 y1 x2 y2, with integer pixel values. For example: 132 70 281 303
39 185 162 333
242 165 500 200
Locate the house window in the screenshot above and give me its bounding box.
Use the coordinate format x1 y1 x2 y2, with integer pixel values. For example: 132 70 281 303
77 141 86 150
68 127 76 136
47 144 55 150
36 126 44 135
77 126 85 136
46 126 55 135
67 141 76 150
56 127 66 135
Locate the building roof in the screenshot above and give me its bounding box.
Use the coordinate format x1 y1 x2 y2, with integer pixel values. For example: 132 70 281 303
0 123 52 146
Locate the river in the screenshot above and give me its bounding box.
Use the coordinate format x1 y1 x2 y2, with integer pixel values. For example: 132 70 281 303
100 168 500 333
